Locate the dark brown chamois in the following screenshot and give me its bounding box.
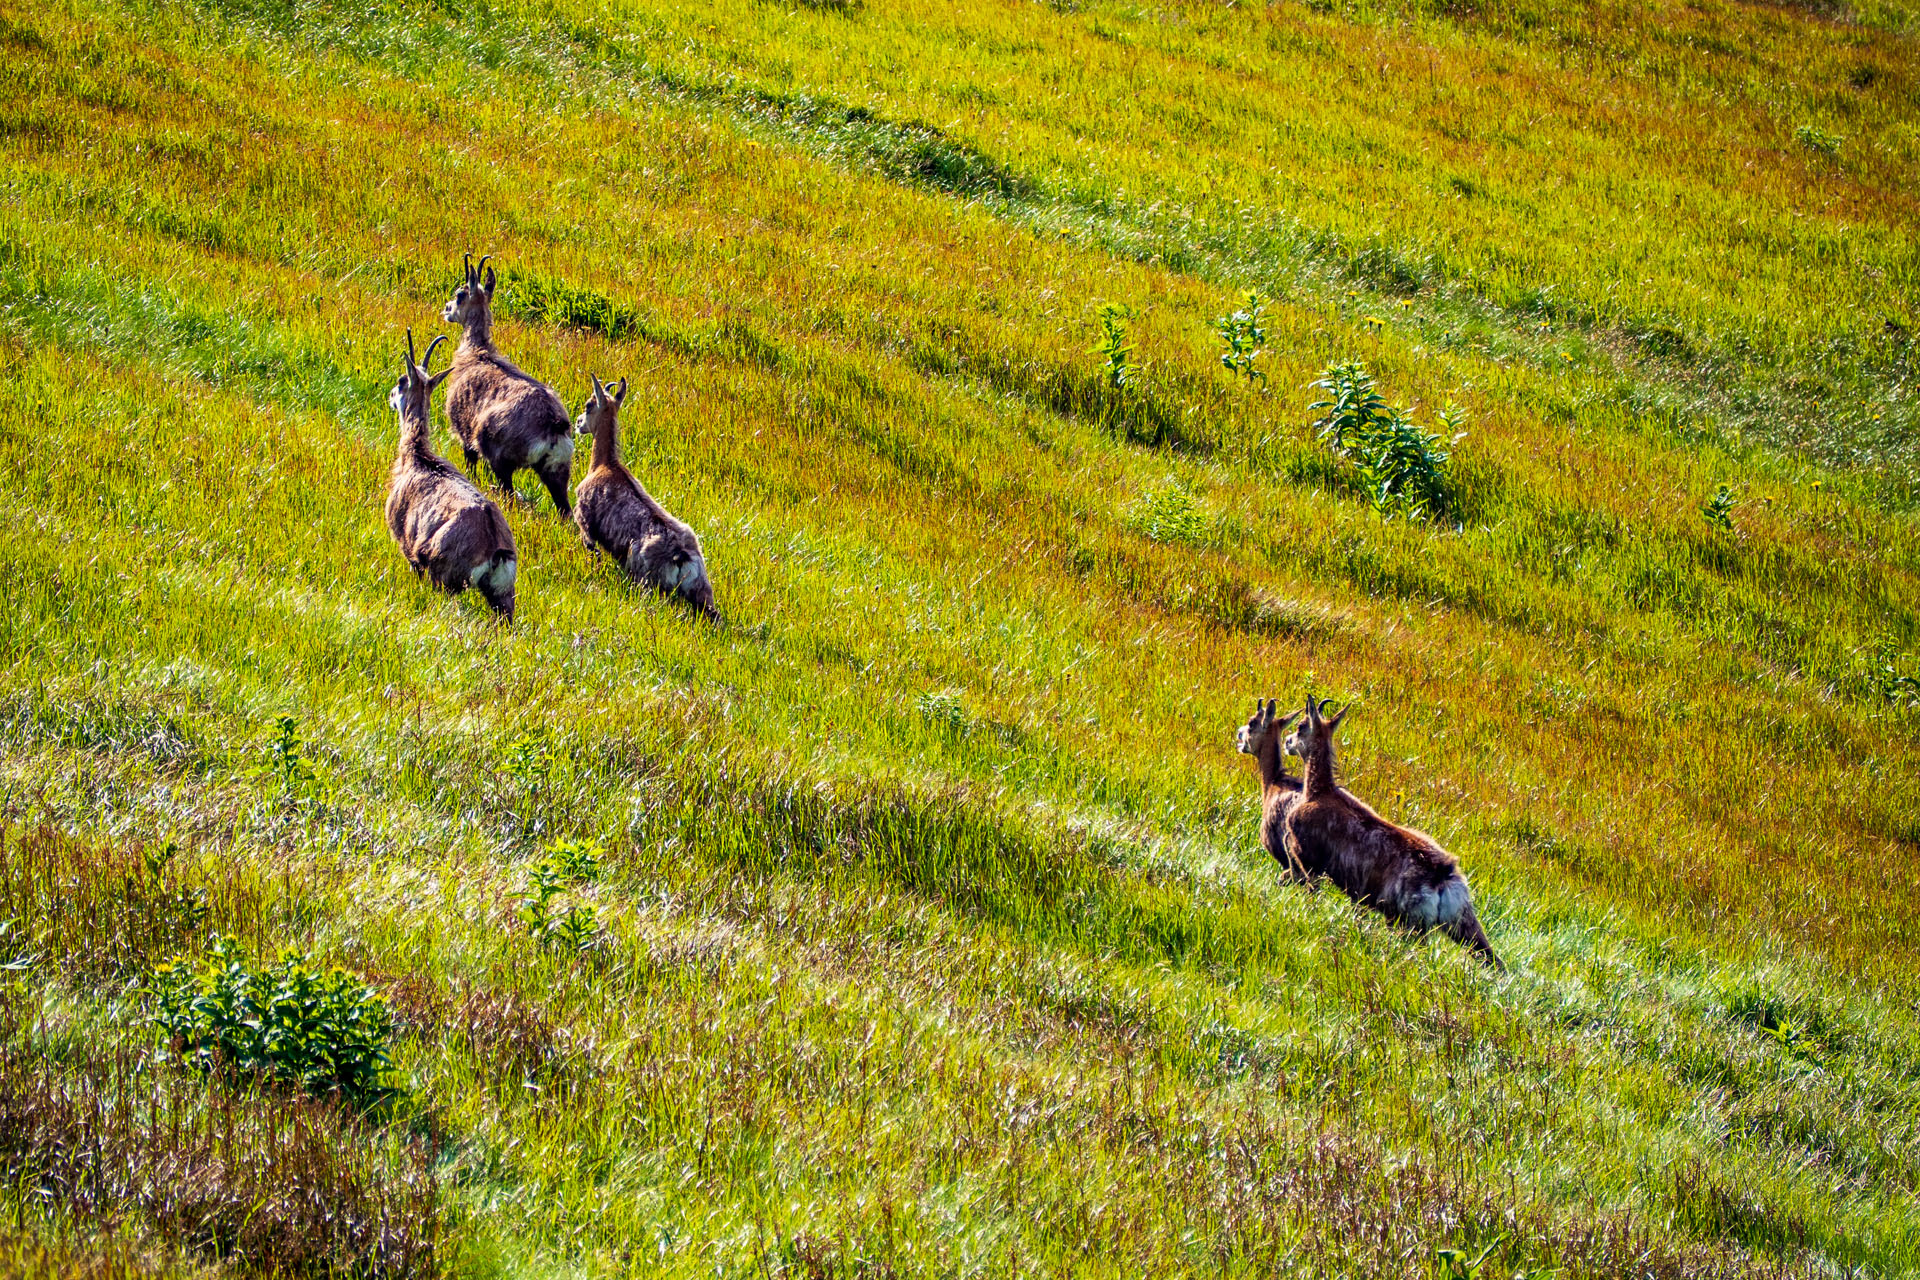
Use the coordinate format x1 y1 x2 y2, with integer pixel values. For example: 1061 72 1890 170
385 329 518 620
1283 697 1501 969
1236 698 1311 881
440 253 576 516
572 375 716 617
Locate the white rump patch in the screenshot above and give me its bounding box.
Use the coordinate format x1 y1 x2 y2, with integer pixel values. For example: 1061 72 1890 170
1428 875 1466 924
527 434 574 470
471 557 518 592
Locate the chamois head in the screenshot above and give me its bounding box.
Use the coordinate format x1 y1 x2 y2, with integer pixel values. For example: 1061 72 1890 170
578 374 629 442
1284 696 1349 761
1236 698 1302 757
388 329 451 421
442 252 496 333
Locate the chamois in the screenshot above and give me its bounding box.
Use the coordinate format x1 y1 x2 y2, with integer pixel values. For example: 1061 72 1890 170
441 253 576 516
385 329 518 620
1283 697 1502 969
1236 698 1311 881
572 375 717 617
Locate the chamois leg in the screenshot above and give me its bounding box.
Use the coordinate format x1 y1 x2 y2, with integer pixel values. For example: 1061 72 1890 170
536 466 572 519
463 447 480 473
491 463 522 504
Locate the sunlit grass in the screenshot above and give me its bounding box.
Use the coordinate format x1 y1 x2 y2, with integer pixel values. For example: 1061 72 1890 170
1 0 1918 1273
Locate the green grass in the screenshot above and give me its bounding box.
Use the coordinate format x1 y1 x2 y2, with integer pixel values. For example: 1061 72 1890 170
1 0 1919 1273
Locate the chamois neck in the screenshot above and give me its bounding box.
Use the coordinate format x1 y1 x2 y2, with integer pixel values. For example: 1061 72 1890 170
1254 736 1293 792
398 404 435 462
459 313 494 351
590 413 619 471
1301 740 1339 800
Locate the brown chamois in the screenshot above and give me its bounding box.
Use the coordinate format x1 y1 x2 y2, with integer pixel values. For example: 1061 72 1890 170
573 375 716 617
1282 697 1502 969
385 329 518 620
440 253 576 516
1236 698 1311 882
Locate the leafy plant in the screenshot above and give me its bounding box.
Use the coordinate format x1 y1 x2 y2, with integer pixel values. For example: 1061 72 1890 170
517 859 601 954
1132 481 1211 546
147 936 395 1104
1701 482 1737 532
1215 289 1268 385
1866 638 1920 708
544 837 602 883
252 715 316 797
1309 362 1463 519
1794 123 1842 156
500 734 555 837
916 688 970 735
1091 302 1138 392
1433 1236 1504 1280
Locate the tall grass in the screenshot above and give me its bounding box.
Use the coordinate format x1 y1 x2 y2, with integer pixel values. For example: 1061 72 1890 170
0 0 1917 1272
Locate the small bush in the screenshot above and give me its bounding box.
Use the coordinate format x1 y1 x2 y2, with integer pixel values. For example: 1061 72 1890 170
916 688 970 734
1132 481 1210 546
1793 123 1842 156
1090 302 1138 392
1308 362 1463 520
543 837 602 884
1215 289 1268 386
148 936 396 1105
1700 482 1737 532
517 861 602 955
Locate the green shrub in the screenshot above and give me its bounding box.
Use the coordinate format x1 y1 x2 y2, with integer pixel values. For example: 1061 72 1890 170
1214 289 1268 386
1308 362 1462 520
1091 302 1138 392
1794 123 1842 156
543 837 602 884
248 715 316 799
1132 481 1211 546
148 936 395 1104
517 859 601 954
1701 482 1737 532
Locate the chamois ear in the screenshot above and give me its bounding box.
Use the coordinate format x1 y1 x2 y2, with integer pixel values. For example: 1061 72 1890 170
613 377 628 405
590 374 605 407
1275 706 1303 734
1321 700 1350 732
462 252 475 286
1303 695 1321 726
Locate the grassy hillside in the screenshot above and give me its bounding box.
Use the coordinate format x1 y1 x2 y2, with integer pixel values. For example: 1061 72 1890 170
2 0 1919 1273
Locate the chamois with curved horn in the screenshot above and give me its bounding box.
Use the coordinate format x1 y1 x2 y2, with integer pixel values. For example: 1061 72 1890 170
441 252 576 516
573 375 716 617
1283 697 1501 969
386 329 518 619
1236 698 1311 882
